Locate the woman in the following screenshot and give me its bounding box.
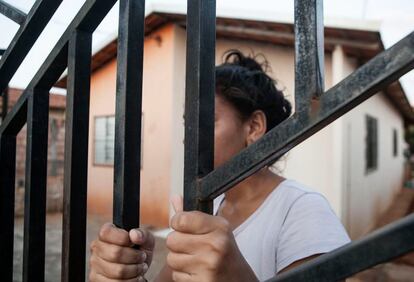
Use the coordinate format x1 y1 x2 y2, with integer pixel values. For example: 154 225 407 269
89 50 350 282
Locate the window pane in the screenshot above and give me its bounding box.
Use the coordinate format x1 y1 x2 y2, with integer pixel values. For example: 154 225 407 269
95 117 107 140
95 140 107 164
393 129 398 157
365 115 378 172
95 116 115 165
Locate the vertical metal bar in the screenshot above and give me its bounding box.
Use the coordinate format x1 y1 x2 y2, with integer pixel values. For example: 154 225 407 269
0 0 27 25
61 30 92 282
22 89 49 282
2 86 8 120
0 133 17 282
113 0 145 230
184 0 216 213
294 0 324 116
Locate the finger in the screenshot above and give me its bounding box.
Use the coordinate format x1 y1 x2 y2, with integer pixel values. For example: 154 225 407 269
171 270 193 282
90 269 145 282
95 240 147 264
129 228 155 251
99 222 133 247
166 252 195 273
166 231 206 254
170 211 228 234
171 195 183 213
94 255 148 279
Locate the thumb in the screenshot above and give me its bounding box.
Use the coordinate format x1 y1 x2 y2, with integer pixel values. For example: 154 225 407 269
171 195 183 213
129 228 155 251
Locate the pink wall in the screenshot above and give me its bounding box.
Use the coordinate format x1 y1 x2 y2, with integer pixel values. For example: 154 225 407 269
88 25 175 227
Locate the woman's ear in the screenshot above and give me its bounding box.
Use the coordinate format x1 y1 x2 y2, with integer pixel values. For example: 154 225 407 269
246 110 267 146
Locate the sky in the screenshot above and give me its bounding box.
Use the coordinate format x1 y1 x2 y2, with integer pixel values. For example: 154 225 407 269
1 0 413 103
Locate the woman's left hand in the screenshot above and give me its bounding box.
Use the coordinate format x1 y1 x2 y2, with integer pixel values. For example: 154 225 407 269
166 196 258 282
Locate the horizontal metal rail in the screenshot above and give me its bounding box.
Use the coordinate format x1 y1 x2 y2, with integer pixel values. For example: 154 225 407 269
267 213 414 281
0 0 26 25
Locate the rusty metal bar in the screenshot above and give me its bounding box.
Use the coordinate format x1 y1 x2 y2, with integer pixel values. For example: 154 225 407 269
267 213 414 281
0 134 17 282
22 89 49 282
113 0 145 230
0 0 63 95
61 30 92 282
0 0 26 25
294 0 324 116
183 0 216 213
199 31 414 201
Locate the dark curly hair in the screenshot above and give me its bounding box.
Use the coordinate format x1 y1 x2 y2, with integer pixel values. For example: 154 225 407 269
215 50 292 132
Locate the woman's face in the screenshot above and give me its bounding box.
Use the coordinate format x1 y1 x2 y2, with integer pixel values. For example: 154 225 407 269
214 95 249 169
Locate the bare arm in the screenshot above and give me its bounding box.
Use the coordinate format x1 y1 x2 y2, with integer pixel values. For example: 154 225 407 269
279 254 321 274
279 254 345 282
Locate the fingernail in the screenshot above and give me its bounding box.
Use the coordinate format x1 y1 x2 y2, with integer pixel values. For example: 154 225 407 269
142 263 149 273
141 251 147 261
133 229 143 241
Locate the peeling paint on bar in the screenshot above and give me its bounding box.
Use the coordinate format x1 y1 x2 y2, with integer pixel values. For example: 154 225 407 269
112 0 145 231
183 0 216 213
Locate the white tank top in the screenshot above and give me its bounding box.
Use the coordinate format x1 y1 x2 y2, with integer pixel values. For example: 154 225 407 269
213 179 350 281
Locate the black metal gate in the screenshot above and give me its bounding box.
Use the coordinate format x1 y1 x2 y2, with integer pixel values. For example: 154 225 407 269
0 0 413 281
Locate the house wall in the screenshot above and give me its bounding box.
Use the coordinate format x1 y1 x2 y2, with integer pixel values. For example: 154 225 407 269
321 49 407 239
169 26 187 218
88 23 408 232
0 89 66 216
87 25 176 227
341 92 406 239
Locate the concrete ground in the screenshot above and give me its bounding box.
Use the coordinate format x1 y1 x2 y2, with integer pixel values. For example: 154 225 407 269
13 213 168 282
13 213 414 281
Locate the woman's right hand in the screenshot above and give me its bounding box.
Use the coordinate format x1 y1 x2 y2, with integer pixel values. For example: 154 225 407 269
89 222 155 282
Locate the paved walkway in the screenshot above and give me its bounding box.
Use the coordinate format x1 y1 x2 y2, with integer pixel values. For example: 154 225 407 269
13 211 414 281
13 213 167 282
